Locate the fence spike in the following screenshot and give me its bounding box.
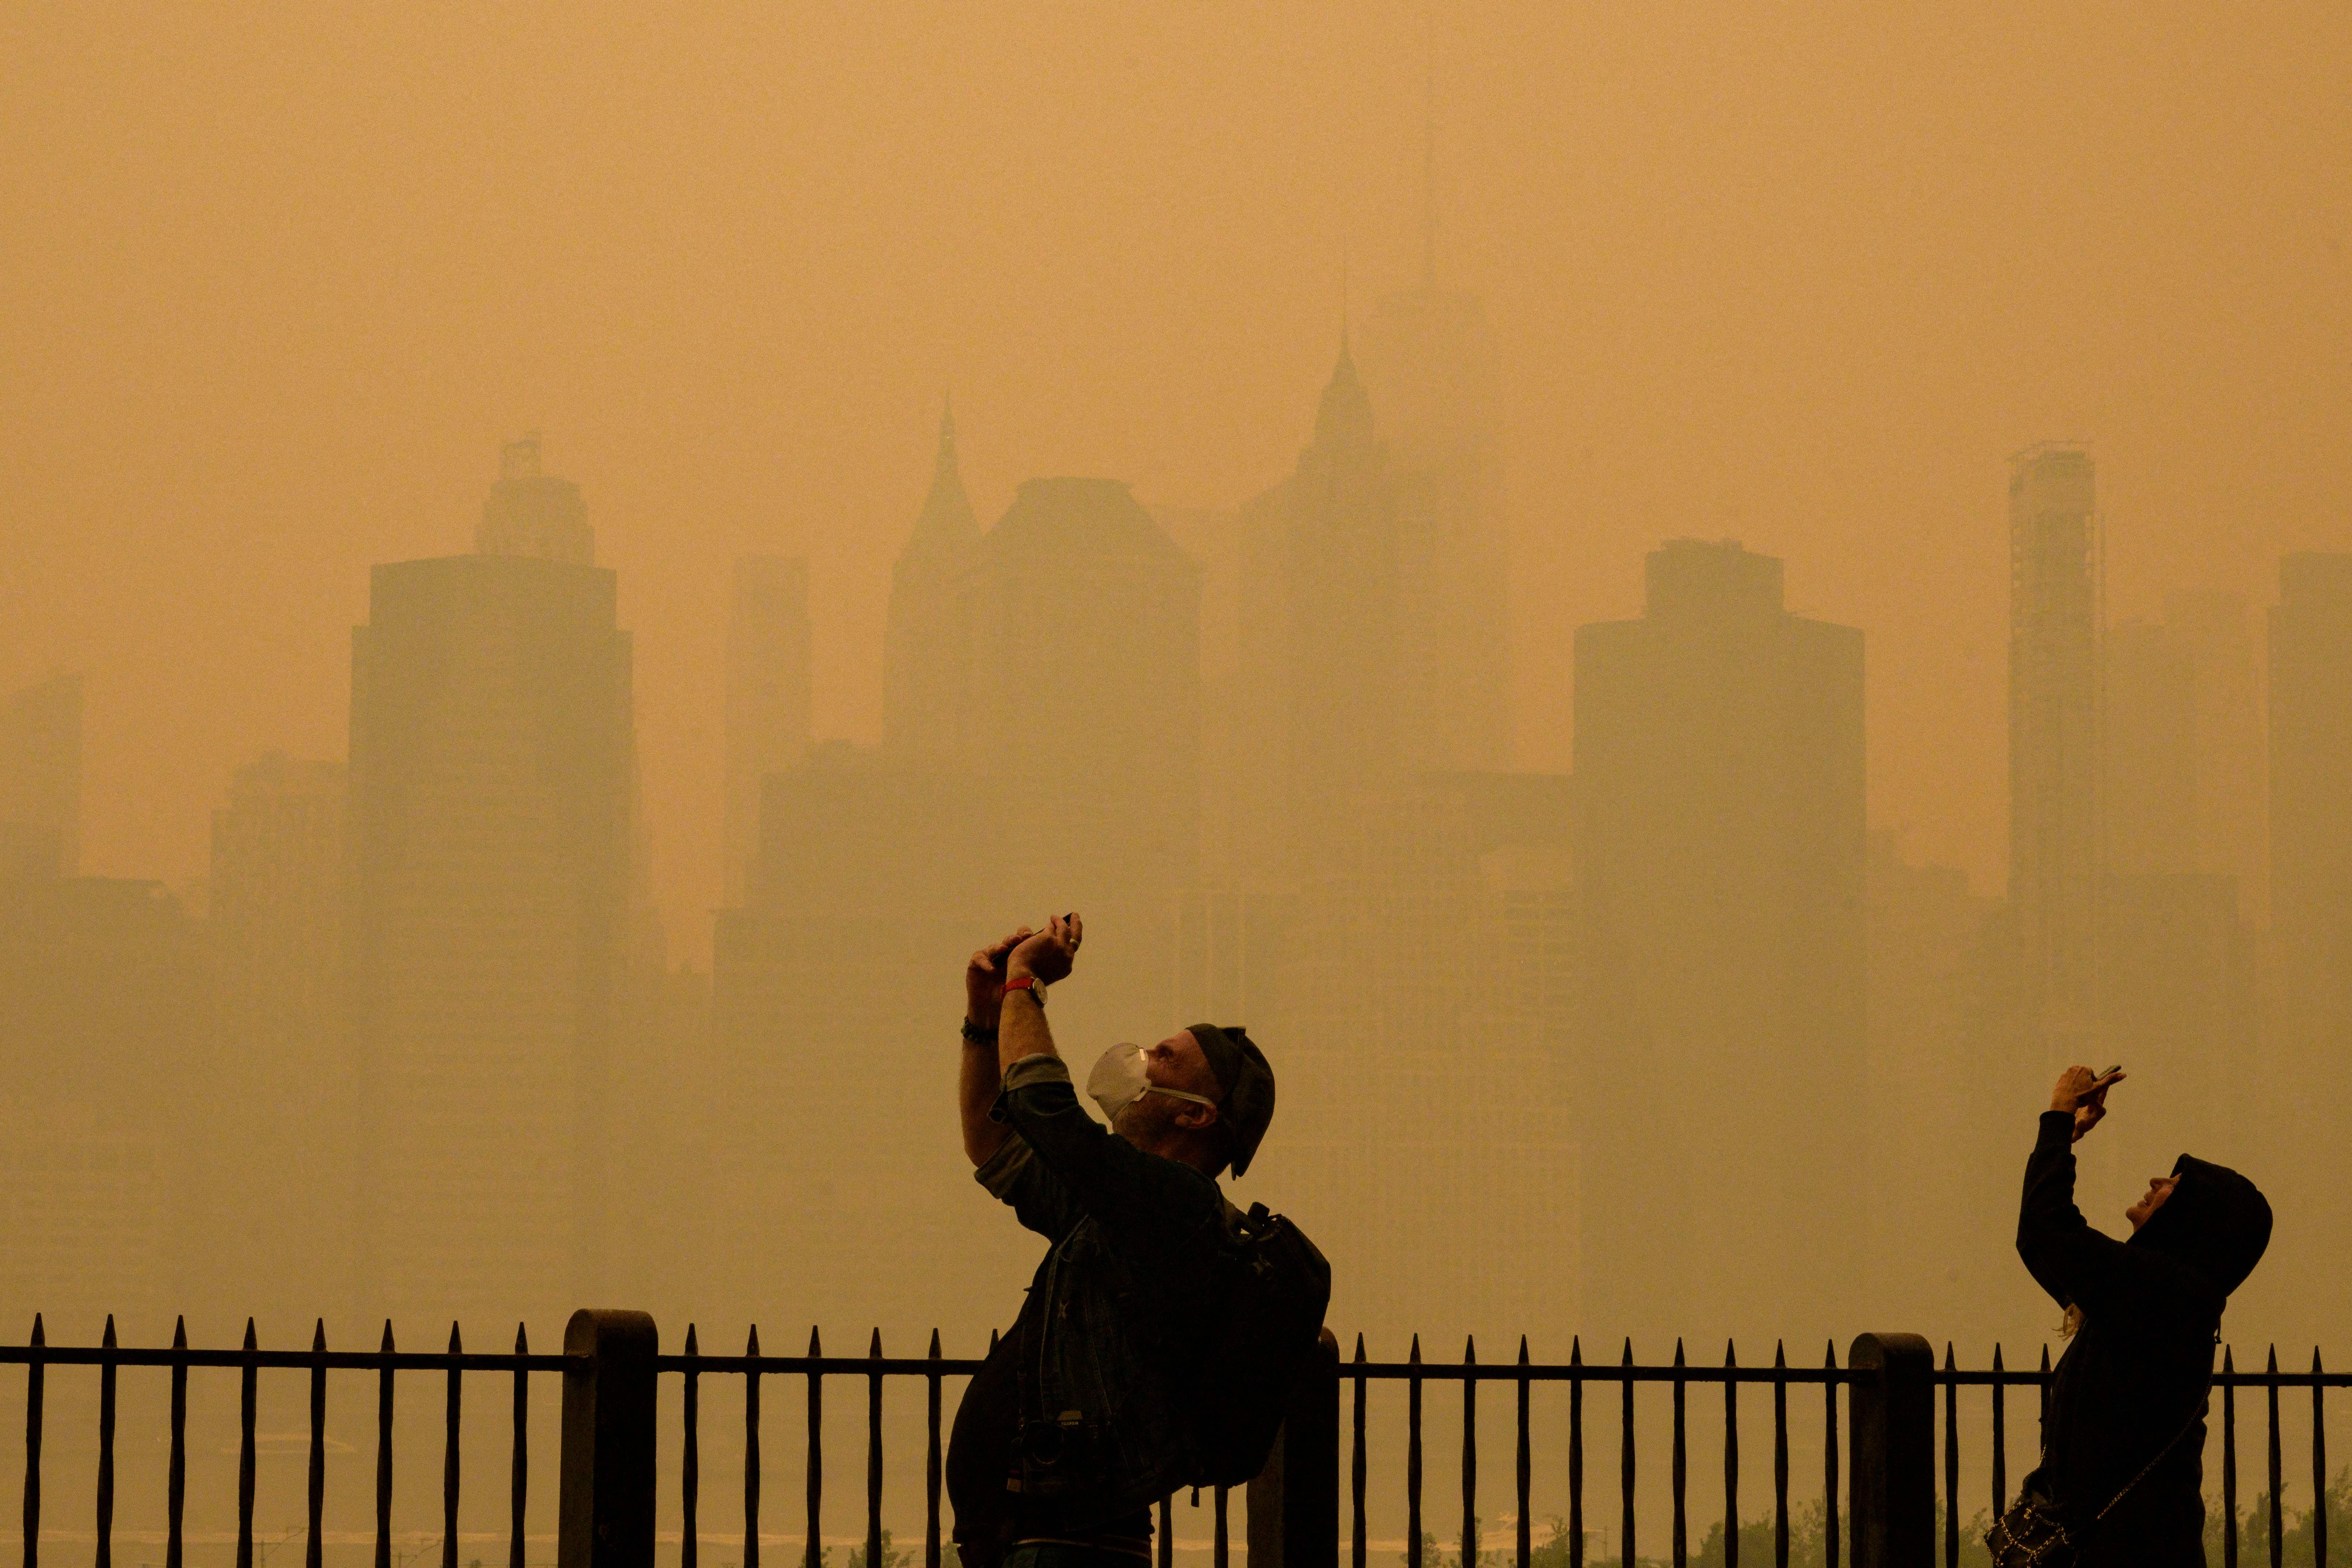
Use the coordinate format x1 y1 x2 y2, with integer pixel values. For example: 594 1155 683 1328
1775 1339 1785 1367
809 1325 823 1357
30 1312 42 1344
176 1316 187 1348
930 1327 941 1357
687 1323 699 1355
871 1327 884 1357
1674 1338 1685 1366
1519 1336 1530 1365
515 1322 527 1354
106 1316 117 1348
1411 1334 1422 1363
313 1320 326 1352
382 1320 395 1353
1622 1337 1634 1366
1355 1333 1367 1363
1465 1335 1476 1362
748 1324 761 1356
449 1321 462 1353
245 1318 258 1350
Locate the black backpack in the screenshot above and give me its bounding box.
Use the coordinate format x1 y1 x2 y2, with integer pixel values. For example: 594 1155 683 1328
1186 1201 1333 1487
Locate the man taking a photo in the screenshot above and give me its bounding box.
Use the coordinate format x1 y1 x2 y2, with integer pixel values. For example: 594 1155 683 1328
948 913 1288 1568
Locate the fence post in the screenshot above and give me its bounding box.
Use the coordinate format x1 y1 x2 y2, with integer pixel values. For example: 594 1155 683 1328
561 1310 660 1568
1846 1332 1932 1568
1248 1329 1341 1568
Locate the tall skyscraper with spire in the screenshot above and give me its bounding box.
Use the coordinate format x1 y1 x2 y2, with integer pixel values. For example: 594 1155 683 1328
1353 73 1512 773
2007 445 2100 1060
884 402 981 760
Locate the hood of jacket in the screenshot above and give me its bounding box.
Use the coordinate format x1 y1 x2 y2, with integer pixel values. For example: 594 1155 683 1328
2129 1153 2272 1298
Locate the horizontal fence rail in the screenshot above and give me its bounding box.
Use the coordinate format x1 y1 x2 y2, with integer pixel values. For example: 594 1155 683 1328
4 1319 2343 1568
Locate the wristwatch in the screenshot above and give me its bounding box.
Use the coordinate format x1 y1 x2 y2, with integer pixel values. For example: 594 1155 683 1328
1004 976 1045 1004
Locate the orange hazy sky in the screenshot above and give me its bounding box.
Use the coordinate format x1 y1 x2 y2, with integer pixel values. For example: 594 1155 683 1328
5 1 2348 962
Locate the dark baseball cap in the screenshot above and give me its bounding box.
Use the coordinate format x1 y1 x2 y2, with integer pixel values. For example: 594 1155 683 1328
1185 1024 1275 1177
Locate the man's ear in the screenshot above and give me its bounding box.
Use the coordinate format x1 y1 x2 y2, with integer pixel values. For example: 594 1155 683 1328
1177 1101 1221 1133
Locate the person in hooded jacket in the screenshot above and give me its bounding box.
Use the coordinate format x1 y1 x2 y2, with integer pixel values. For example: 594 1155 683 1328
2013 1064 2273 1567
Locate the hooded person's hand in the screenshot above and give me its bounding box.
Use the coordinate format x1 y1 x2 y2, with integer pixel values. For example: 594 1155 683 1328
2050 1064 2124 1142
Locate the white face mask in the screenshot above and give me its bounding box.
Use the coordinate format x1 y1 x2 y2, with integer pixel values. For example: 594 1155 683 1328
1086 1042 1216 1130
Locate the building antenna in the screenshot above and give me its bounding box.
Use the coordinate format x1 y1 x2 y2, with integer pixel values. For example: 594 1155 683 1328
1422 4 1437 287
1341 245 1352 348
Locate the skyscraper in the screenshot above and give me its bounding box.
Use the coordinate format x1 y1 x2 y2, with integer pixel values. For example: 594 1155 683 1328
0 874 203 1336
2007 445 2100 1060
2166 590 2267 917
2270 553 2352 1068
476 432 593 565
206 753 350 1318
956 477 1202 1000
347 442 637 1323
2094 619 2250 1165
0 672 82 881
884 403 981 761
1574 538 1865 1336
1281 337 1404 833
1354 283 1511 774
2101 620 2196 877
722 555 811 906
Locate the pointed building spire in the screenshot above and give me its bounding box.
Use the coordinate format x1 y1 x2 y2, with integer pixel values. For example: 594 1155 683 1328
1312 331 1376 454
904 395 980 564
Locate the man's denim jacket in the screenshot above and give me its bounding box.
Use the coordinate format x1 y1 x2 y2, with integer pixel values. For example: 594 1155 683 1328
975 1054 1226 1526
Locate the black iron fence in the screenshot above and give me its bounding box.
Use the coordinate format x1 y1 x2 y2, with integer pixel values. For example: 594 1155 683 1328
3 1316 2342 1568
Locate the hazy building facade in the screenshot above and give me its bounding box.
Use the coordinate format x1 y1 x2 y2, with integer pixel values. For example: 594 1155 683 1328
883 405 982 761
2268 552 2352 1259
1574 539 1865 1337
1354 284 1511 775
346 448 637 1323
0 672 83 881
2007 445 2101 1061
955 478 1201 1028
722 555 812 905
2166 591 2267 916
206 754 350 1315
0 874 203 1336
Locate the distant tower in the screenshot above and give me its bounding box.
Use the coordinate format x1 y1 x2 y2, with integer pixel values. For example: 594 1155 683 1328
0 672 81 881
960 478 1201 910
1574 538 1866 1334
2165 590 2266 918
1353 281 1510 773
2007 445 2100 1058
347 445 635 1322
722 556 812 906
2270 553 2352 1067
1283 335 1402 828
476 433 594 565
209 753 350 1318
883 403 981 759
2100 621 2196 877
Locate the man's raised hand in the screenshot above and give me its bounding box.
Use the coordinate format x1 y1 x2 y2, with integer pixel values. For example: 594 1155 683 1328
966 926 1033 1027
1009 912 1083 987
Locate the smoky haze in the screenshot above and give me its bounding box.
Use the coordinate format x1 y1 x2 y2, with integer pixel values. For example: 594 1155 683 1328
2 9 2350 1553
